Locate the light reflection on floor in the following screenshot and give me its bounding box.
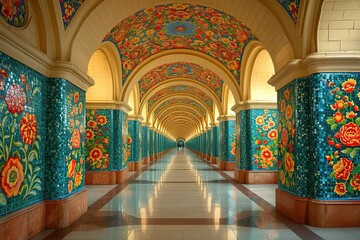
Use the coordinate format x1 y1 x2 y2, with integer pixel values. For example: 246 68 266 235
32 149 360 240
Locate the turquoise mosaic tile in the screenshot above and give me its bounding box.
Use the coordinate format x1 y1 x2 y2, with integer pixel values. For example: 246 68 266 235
149 129 154 157
220 120 236 162
113 110 128 170
238 109 278 170
0 52 46 216
211 126 219 158
142 126 149 158
128 120 141 162
85 109 114 171
277 0 300 23
310 73 360 200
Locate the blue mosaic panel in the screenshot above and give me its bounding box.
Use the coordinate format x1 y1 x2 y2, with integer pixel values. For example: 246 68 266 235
59 0 87 28
0 52 46 216
211 126 219 158
239 109 278 170
141 126 149 158
278 78 311 198
277 0 300 23
149 130 154 157
128 120 141 162
206 130 211 156
236 112 241 168
85 109 114 171
113 110 128 170
45 79 85 200
311 73 360 200
220 120 236 162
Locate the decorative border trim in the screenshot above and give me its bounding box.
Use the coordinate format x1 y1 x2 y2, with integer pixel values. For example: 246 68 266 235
232 100 277 112
0 28 93 90
268 53 360 90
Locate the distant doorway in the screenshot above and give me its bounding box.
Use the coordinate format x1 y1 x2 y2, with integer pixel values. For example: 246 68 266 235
177 140 185 149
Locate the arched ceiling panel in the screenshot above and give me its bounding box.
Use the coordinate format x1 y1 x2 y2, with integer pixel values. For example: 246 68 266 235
153 97 207 118
276 0 300 23
156 106 203 123
148 85 213 110
103 3 257 84
138 62 224 101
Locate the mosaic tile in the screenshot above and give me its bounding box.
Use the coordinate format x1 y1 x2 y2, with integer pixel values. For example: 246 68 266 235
0 0 28 27
59 0 87 28
141 126 149 158
0 52 46 216
128 120 141 162
238 109 278 170
211 126 220 158
220 120 236 162
277 0 300 23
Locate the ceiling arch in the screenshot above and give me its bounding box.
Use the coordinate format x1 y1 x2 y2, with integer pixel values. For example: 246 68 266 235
103 3 257 84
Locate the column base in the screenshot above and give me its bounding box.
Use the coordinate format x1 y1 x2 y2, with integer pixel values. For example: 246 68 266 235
142 157 150 164
128 161 142 171
309 198 360 227
234 169 278 184
210 157 218 164
85 171 116 185
0 202 46 240
219 161 235 170
116 168 128 183
45 189 87 229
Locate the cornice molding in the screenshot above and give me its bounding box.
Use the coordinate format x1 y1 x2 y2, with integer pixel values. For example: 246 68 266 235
217 115 236 122
86 101 132 113
232 100 277 113
0 26 93 91
128 115 144 121
268 53 360 90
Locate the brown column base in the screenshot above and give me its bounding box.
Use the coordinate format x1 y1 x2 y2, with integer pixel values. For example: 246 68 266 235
210 157 218 164
45 189 87 229
276 188 309 224
116 168 128 183
206 155 211 161
150 155 155 162
0 202 46 240
128 161 142 171
85 171 116 185
276 188 360 227
309 199 360 227
219 161 235 170
234 169 278 184
142 157 150 164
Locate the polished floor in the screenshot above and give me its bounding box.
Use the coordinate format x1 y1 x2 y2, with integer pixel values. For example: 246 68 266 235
32 149 360 240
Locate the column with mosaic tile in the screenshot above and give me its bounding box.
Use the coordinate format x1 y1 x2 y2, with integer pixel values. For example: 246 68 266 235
233 101 278 184
210 124 220 164
270 69 360 227
141 123 150 164
218 116 236 170
149 127 155 162
205 128 212 161
128 117 142 171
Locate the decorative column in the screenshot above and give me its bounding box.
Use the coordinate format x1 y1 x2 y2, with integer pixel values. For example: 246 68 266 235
141 123 150 164
218 116 236 170
210 124 220 164
269 56 360 227
85 103 130 184
205 127 212 161
149 127 155 162
128 116 142 171
232 101 278 184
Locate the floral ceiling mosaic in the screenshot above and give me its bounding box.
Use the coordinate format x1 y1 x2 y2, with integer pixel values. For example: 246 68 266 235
148 85 213 110
139 62 223 101
154 98 206 118
0 0 27 27
59 0 86 28
277 0 300 23
104 3 257 84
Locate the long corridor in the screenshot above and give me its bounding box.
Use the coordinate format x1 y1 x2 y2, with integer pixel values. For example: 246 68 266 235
33 150 360 240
